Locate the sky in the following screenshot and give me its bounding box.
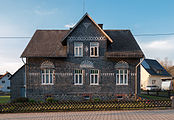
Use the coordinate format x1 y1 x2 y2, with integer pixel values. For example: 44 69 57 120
0 0 174 74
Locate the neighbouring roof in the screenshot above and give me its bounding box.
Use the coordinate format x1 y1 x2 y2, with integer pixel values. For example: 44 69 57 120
0 72 11 80
21 14 144 58
141 59 171 77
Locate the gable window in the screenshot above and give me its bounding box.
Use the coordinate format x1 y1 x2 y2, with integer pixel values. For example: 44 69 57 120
74 70 83 85
41 69 54 85
41 61 55 85
90 42 99 57
90 69 99 85
115 61 129 85
74 42 83 57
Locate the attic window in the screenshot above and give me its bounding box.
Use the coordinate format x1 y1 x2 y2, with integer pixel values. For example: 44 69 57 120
74 42 83 57
90 42 99 57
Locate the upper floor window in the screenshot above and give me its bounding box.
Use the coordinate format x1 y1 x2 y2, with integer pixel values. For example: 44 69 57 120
90 42 99 57
74 70 83 85
115 61 129 85
41 61 55 85
74 42 83 57
90 69 99 85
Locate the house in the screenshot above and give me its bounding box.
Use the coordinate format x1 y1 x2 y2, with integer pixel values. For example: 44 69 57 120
18 13 144 101
0 72 11 93
10 65 26 100
140 59 171 90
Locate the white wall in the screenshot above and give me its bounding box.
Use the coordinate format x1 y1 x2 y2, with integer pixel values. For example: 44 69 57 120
140 65 150 90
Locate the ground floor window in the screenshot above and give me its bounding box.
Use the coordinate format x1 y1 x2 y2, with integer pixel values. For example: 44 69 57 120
41 69 54 85
90 69 99 85
116 69 128 85
74 70 83 85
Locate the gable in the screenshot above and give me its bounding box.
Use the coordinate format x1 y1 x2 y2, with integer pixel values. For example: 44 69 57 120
62 13 113 45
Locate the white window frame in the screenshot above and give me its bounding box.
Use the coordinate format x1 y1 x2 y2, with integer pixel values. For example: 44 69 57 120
74 70 83 85
74 42 83 57
90 42 99 57
116 69 128 85
41 69 54 85
90 69 99 85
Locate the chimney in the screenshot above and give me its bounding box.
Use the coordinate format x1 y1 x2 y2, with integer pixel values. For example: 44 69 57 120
98 24 103 29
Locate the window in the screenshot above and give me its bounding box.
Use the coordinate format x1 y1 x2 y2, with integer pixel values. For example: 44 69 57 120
41 69 54 85
116 70 128 85
74 70 83 85
90 42 99 57
74 42 83 57
7 86 10 89
90 70 99 85
2 81 5 83
152 80 156 84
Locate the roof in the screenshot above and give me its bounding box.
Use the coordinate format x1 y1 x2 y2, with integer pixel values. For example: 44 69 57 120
21 14 144 58
61 13 113 45
21 30 69 57
0 72 11 80
141 59 171 77
104 30 144 58
9 65 25 80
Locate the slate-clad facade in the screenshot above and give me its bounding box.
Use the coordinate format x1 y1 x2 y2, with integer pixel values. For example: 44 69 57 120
21 13 144 101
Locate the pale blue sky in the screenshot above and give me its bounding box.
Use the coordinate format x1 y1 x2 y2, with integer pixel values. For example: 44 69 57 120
0 0 174 74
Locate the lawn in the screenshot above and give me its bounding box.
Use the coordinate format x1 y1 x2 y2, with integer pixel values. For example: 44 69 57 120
0 96 10 103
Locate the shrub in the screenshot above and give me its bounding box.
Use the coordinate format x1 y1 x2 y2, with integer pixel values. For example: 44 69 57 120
46 97 54 102
12 97 29 103
93 97 100 102
29 99 36 103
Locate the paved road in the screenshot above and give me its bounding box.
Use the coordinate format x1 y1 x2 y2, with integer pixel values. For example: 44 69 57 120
1 109 174 120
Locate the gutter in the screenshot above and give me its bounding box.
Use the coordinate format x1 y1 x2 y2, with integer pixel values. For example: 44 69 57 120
135 57 145 100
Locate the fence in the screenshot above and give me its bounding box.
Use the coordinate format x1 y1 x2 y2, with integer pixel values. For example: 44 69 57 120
0 99 172 113
141 90 174 98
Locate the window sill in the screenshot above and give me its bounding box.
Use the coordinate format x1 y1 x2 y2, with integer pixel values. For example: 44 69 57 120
41 83 54 85
74 84 83 85
90 84 99 86
116 84 128 86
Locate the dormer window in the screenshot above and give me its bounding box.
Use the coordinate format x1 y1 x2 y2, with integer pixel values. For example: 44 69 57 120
74 42 83 57
90 42 99 57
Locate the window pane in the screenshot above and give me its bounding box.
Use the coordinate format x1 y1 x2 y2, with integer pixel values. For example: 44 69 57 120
120 75 123 84
75 75 78 84
79 75 82 84
90 42 98 46
75 48 78 55
46 69 49 73
116 75 119 84
124 75 127 84
95 75 98 84
120 70 123 74
125 70 127 74
95 47 97 55
50 74 53 83
75 42 83 47
46 74 49 83
79 48 82 56
42 74 45 83
91 48 94 55
116 70 119 74
91 75 94 83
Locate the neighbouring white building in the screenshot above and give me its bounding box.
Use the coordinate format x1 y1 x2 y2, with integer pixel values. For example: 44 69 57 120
140 59 171 90
0 72 11 92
